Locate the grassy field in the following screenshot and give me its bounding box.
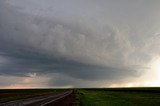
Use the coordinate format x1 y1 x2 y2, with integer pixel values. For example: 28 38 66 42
78 88 160 106
0 89 68 103
1 88 160 105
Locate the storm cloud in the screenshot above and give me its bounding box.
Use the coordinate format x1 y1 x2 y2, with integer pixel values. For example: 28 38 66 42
0 0 160 88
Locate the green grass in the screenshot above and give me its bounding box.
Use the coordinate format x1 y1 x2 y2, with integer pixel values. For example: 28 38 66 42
78 88 160 106
1 88 160 105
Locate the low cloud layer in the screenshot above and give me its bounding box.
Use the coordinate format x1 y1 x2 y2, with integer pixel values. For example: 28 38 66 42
0 0 160 88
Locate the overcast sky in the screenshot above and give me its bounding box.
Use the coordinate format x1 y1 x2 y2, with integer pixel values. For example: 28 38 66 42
0 0 160 88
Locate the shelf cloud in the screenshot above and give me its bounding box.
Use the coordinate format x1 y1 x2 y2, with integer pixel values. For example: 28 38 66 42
0 0 160 88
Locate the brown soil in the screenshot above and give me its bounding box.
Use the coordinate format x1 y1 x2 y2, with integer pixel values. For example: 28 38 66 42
46 92 77 106
0 92 60 97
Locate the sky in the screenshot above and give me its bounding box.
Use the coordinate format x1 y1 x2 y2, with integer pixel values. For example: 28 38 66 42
0 0 160 88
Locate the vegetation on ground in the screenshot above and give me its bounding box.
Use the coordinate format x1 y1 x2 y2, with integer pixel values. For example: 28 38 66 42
78 88 160 106
1 88 160 106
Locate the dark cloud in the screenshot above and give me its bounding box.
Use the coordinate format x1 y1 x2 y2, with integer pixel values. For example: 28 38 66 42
0 0 160 87
0 46 138 81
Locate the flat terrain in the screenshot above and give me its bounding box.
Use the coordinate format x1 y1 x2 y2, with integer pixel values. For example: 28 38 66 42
0 89 68 103
1 88 160 106
78 88 160 106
